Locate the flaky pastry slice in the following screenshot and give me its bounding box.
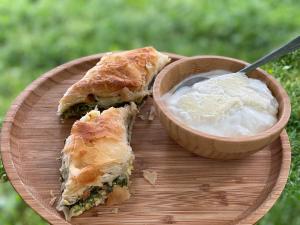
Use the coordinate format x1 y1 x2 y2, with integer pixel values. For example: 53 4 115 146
57 103 137 220
58 47 170 118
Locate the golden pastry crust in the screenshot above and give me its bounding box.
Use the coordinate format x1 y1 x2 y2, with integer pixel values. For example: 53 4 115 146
58 103 137 207
58 47 170 115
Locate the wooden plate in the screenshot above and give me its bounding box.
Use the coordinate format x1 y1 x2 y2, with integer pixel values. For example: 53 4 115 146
1 53 291 225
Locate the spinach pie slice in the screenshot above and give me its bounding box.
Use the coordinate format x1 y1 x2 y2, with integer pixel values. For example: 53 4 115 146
58 47 170 118
57 103 137 220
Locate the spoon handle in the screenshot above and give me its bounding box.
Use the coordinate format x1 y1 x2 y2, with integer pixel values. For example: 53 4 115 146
239 36 300 73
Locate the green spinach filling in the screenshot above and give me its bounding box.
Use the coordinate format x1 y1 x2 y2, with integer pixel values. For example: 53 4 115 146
62 97 146 119
68 175 128 216
62 103 98 119
62 102 132 119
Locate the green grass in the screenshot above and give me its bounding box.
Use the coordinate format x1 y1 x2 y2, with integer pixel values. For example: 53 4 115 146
0 0 300 224
261 51 300 225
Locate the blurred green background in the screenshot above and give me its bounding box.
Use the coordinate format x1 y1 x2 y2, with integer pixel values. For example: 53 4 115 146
0 0 299 224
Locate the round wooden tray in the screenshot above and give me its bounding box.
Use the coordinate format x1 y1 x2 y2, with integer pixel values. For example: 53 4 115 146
1 53 291 225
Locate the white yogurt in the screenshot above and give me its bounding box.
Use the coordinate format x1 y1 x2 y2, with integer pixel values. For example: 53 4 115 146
163 71 279 137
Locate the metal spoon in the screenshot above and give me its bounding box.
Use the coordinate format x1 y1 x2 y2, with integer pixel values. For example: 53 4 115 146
173 35 300 93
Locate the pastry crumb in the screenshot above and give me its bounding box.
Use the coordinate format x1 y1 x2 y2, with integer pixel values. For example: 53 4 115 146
50 190 55 197
138 114 147 120
138 106 156 121
49 196 57 206
49 190 57 206
143 170 157 185
112 208 119 214
148 106 156 121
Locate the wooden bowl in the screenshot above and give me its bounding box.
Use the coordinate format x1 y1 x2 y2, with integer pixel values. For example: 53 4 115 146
153 56 291 159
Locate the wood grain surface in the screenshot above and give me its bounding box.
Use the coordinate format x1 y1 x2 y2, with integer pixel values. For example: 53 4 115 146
0 53 291 225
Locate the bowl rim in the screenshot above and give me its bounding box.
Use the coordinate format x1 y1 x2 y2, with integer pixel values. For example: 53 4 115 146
153 55 291 143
